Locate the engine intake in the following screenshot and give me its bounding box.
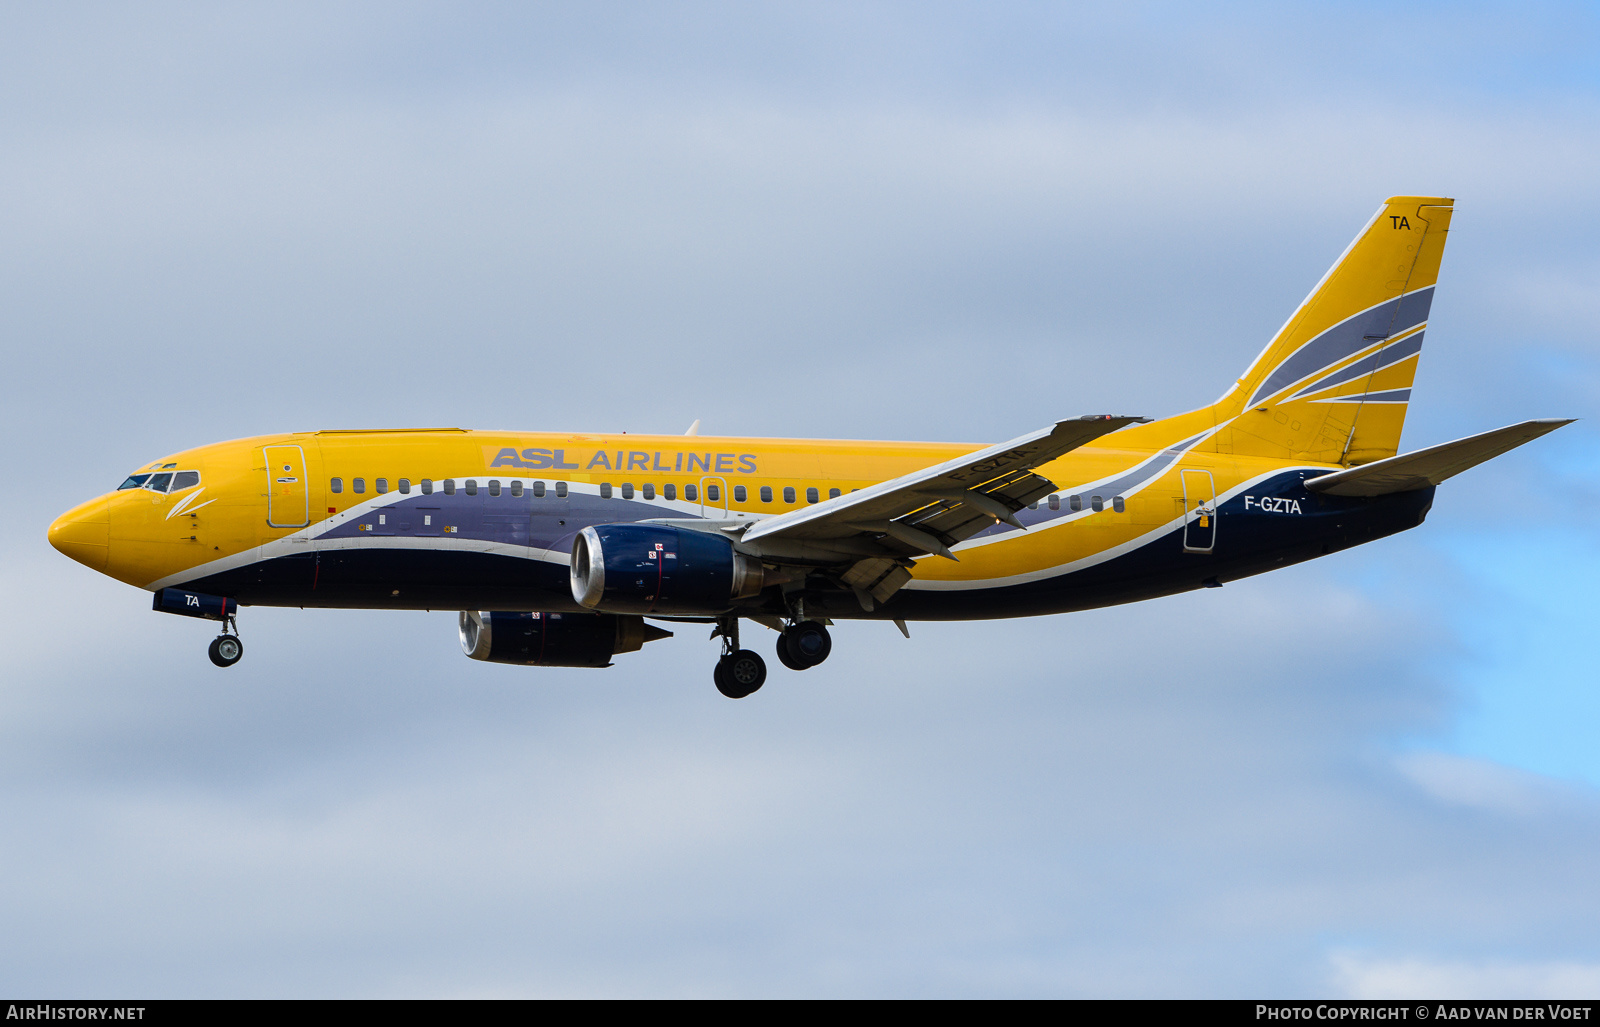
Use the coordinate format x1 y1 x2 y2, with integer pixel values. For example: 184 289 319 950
570 523 767 615
459 611 671 667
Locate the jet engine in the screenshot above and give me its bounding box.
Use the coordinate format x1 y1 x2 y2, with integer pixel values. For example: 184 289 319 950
459 610 671 668
570 523 768 615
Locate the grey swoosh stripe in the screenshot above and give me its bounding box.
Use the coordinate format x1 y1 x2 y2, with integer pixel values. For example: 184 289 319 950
1289 330 1425 399
1249 286 1434 406
987 431 1211 536
1351 388 1412 403
1082 432 1208 499
1310 387 1412 405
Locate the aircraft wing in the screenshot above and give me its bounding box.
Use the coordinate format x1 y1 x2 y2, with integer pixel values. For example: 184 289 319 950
735 415 1148 605
1304 418 1575 497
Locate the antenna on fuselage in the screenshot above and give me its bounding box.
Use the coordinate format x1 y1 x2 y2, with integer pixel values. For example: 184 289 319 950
684 419 700 436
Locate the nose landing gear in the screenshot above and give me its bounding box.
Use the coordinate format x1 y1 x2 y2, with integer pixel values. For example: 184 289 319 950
710 617 766 698
208 614 243 668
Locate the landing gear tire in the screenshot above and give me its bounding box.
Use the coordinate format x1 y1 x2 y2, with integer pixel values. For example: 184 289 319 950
774 637 806 671
715 649 767 698
780 621 832 669
208 634 243 668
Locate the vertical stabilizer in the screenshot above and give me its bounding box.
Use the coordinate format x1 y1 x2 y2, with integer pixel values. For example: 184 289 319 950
1214 196 1454 465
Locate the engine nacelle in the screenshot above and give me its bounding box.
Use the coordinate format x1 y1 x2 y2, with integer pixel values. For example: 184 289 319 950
570 523 766 615
459 610 671 668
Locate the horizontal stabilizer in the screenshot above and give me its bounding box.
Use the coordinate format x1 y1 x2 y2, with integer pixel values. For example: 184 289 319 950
1304 418 1574 497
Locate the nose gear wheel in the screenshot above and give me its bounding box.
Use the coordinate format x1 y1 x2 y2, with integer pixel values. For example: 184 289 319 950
208 633 243 667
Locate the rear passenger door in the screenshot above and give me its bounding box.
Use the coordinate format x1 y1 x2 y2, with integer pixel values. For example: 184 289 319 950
1180 468 1216 553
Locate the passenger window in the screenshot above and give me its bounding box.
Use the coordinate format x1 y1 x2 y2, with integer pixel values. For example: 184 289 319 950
398 478 411 494
1091 495 1104 512
376 478 389 494
806 487 819 504
783 486 796 504
760 486 773 503
488 480 501 497
1048 494 1060 511
663 483 676 501
443 479 455 495
330 477 343 494
706 484 720 502
1112 496 1126 513
621 483 634 499
117 474 152 490
532 481 546 498
421 479 433 495
685 483 698 502
733 485 747 503
354 478 367 495
510 481 523 498
601 483 613 499
829 488 841 499
1069 495 1081 512
1029 502 1039 510
147 472 173 492
643 483 656 500
556 482 567 498
465 480 478 496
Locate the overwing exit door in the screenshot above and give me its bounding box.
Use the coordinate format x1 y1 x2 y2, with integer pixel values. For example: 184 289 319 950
699 476 728 517
264 445 309 528
1180 468 1216 553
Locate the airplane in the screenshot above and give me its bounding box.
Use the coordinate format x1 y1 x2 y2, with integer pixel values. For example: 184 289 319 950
47 195 1572 698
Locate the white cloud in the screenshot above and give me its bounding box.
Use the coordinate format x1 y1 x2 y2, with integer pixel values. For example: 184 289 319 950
1333 952 1600 999
1393 752 1582 816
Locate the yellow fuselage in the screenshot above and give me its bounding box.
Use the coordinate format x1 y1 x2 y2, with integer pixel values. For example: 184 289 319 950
47 415 1431 622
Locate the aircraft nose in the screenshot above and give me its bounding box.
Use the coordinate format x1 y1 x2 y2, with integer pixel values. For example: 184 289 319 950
48 496 110 571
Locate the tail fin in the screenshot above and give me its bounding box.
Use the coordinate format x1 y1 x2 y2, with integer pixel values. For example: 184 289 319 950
1215 196 1454 466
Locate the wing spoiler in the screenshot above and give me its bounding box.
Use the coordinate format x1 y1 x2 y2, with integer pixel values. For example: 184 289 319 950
1304 418 1574 497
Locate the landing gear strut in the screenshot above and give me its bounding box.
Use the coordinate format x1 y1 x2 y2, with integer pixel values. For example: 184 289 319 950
208 615 243 668
711 616 766 699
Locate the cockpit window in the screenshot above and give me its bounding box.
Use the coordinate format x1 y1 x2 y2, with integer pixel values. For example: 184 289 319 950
120 470 199 493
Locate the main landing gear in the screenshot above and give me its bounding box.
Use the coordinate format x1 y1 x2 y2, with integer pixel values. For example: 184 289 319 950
711 617 766 699
776 620 831 671
709 612 835 699
208 615 243 668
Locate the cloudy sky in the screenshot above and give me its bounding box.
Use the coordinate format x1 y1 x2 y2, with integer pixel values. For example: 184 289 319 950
3 1 1598 997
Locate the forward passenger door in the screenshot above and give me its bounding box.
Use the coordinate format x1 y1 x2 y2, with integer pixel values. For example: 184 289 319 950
264 445 309 528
